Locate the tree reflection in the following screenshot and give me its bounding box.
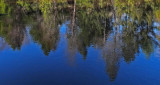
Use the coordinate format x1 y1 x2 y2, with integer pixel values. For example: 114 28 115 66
30 12 60 56
0 6 26 50
0 0 160 82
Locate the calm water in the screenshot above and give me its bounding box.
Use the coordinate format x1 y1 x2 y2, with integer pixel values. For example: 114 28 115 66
0 1 160 85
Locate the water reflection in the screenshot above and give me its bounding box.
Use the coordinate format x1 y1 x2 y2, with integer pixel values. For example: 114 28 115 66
30 14 60 55
0 7 26 50
0 0 160 84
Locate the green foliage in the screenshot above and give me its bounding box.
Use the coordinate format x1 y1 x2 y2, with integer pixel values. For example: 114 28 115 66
17 0 30 11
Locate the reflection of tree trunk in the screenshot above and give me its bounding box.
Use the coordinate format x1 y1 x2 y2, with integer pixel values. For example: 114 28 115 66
103 28 106 44
54 0 57 10
111 0 117 32
114 29 117 54
104 18 107 44
54 0 57 29
71 0 76 36
114 11 117 33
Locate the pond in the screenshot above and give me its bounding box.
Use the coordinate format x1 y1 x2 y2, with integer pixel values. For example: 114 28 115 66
0 0 160 85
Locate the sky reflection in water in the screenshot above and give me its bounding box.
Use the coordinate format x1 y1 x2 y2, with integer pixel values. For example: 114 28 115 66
0 0 160 85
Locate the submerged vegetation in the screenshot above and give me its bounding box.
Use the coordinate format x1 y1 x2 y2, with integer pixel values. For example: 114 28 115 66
0 0 160 81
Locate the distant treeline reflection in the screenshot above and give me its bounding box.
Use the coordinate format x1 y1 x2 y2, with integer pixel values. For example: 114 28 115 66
0 0 160 81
